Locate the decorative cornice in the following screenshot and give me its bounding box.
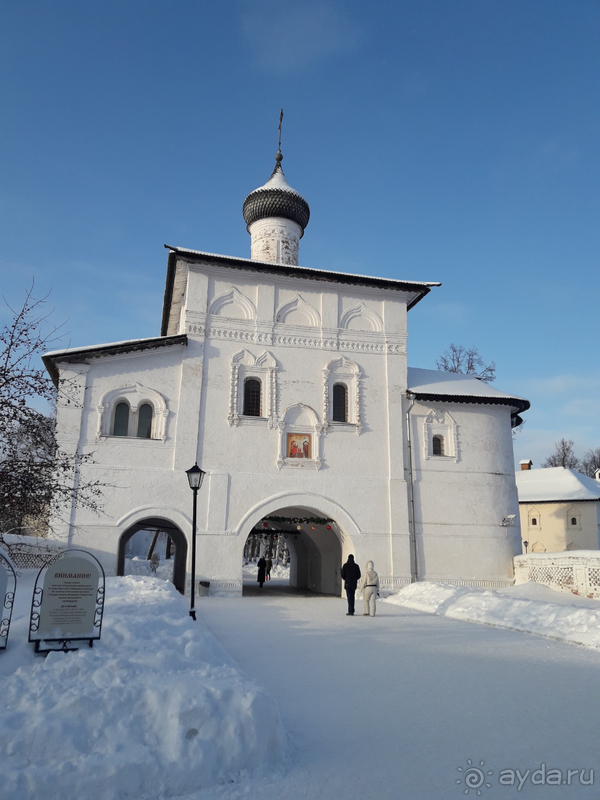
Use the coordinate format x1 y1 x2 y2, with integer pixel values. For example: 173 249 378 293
185 319 408 355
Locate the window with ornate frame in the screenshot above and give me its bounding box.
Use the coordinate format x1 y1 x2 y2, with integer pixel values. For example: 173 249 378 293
332 383 348 423
243 378 262 417
528 507 541 531
322 357 362 433
422 409 458 461
229 350 278 428
566 506 580 530
432 434 444 456
98 384 169 441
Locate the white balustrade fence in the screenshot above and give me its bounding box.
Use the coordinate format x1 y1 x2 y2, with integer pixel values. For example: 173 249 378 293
514 551 600 599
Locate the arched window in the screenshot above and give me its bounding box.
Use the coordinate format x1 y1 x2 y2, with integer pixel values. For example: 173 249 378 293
243 378 261 417
531 518 538 526
432 435 444 456
137 403 153 438
571 517 577 526
332 383 348 423
113 402 130 436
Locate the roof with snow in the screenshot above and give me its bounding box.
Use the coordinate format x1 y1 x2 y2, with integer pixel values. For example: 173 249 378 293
162 248 441 335
242 152 310 233
515 467 600 503
43 334 187 385
407 367 530 414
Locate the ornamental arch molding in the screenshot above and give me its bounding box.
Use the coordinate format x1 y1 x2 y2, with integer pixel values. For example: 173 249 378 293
232 491 360 556
339 302 383 332
277 403 323 469
275 294 321 327
114 507 191 595
209 286 256 320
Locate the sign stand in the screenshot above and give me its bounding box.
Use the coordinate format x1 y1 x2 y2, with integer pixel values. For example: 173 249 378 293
29 549 105 654
0 549 17 651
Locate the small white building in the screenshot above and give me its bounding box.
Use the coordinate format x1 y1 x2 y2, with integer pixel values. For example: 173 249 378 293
44 148 529 595
516 465 600 553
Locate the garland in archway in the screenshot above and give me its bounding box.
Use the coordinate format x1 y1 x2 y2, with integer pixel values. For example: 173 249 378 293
263 515 334 525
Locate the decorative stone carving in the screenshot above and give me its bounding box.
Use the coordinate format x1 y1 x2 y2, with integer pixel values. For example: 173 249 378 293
340 302 383 332
209 287 256 320
322 357 363 434
229 350 278 428
422 408 459 462
277 404 323 470
200 320 406 355
275 294 321 327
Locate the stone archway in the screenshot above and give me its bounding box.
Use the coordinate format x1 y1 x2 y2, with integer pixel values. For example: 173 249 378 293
117 517 188 594
242 505 347 596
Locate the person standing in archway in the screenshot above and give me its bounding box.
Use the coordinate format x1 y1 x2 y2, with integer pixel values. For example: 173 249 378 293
360 561 380 616
340 554 361 616
257 555 267 588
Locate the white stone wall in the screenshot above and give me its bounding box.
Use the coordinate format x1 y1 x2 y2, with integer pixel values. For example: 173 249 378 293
51 255 520 594
248 217 302 265
409 401 520 586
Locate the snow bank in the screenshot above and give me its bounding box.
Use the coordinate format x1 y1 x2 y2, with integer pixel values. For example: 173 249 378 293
0 576 286 800
124 555 173 582
384 581 600 649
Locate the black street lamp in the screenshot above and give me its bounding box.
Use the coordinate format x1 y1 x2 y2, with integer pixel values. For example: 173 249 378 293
186 462 206 621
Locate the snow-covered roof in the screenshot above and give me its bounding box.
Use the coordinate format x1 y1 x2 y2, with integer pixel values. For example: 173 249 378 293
407 367 530 413
515 467 600 503
251 161 303 197
243 156 310 232
43 334 186 360
43 334 187 385
162 247 441 335
166 246 439 292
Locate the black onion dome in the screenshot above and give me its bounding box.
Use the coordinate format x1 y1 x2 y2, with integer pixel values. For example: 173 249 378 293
243 153 310 233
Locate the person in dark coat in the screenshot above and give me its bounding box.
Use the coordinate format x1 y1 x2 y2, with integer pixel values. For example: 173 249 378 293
265 555 272 580
340 554 361 615
257 556 267 588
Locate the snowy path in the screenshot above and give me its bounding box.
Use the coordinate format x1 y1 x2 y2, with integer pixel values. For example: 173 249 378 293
198 584 600 800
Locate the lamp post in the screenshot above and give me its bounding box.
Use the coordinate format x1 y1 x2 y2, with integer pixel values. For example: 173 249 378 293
186 462 206 621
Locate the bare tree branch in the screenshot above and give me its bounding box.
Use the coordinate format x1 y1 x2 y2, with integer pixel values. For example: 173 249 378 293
436 343 496 383
0 285 104 539
541 438 581 470
581 447 600 478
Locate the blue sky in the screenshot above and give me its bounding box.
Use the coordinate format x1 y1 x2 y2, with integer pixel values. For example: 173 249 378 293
1 0 599 468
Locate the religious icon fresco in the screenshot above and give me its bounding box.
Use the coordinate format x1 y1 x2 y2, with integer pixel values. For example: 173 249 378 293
287 433 311 459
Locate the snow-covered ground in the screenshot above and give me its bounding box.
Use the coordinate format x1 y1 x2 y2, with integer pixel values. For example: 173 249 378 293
0 571 285 800
124 554 174 582
196 582 600 799
3 571 600 799
242 562 290 582
384 580 600 648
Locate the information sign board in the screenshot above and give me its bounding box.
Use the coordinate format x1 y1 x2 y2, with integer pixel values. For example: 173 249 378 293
0 549 17 651
29 550 105 653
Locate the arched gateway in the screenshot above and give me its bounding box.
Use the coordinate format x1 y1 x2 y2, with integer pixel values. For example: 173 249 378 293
237 495 359 597
117 517 188 595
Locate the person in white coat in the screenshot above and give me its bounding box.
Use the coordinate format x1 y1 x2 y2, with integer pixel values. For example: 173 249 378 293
360 561 380 616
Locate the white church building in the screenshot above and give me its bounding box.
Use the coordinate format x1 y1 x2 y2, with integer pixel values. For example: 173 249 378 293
44 145 529 596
